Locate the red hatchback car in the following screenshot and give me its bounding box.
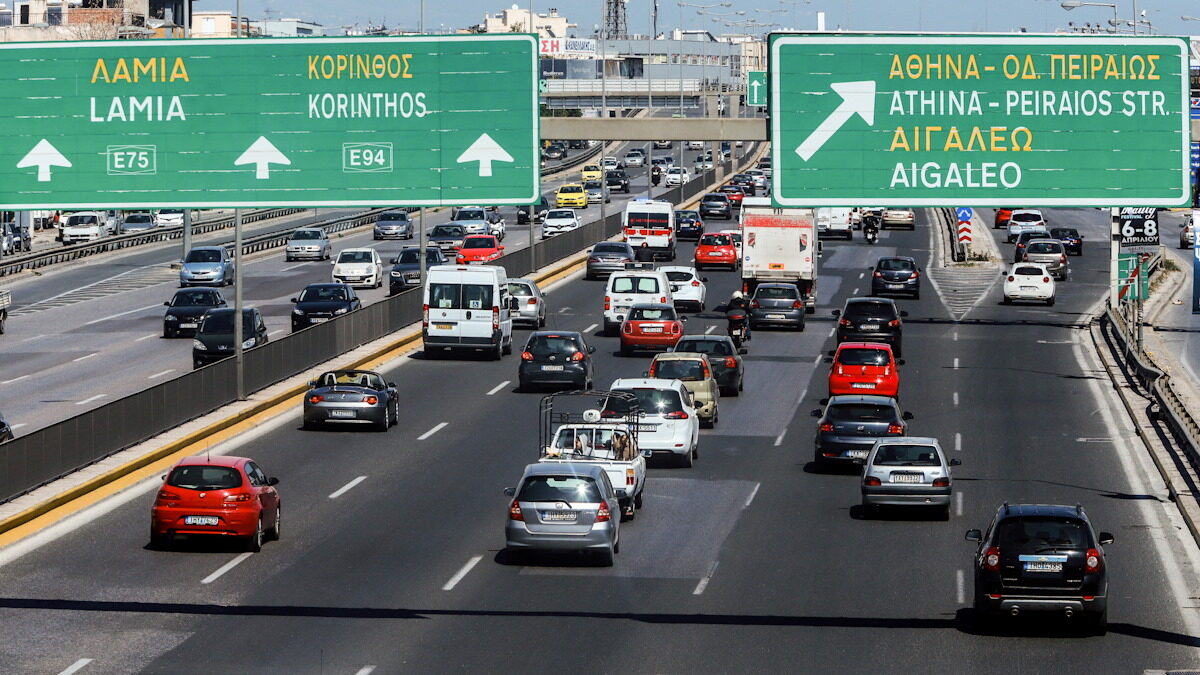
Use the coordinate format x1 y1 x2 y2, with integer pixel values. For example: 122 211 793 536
719 185 746 207
826 342 902 399
620 303 686 355
456 235 505 264
694 232 738 270
151 455 281 552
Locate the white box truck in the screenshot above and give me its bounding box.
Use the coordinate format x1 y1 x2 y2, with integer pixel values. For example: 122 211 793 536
740 198 818 313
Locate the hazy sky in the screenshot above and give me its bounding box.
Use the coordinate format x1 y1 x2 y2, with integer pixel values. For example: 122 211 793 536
235 0 1199 37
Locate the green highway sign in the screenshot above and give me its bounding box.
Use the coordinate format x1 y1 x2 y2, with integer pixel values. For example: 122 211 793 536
769 34 1190 207
747 71 766 106
0 35 539 209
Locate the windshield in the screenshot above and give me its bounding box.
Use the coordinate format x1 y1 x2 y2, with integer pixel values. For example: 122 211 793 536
611 276 660 294
462 238 496 250
317 371 385 389
167 465 243 490
338 251 374 264
546 210 574 220
838 348 890 366
395 249 439 264
755 286 798 300
873 444 941 466
431 225 464 237
559 186 584 194
429 283 493 310
593 242 629 255
701 234 731 246
668 168 684 175
290 230 323 240
67 215 98 226
702 195 727 203
583 165 600 172
995 517 1090 552
171 290 221 307
608 388 683 416
507 282 533 297
126 214 152 223
159 209 183 216
828 403 894 422
584 180 603 190
1012 212 1042 222
518 476 602 504
299 286 348 302
527 335 580 356
653 359 705 380
1051 228 1079 238
676 339 732 356
629 306 676 321
676 211 699 222
879 258 915 272
378 212 410 223
456 209 486 221
185 249 223 263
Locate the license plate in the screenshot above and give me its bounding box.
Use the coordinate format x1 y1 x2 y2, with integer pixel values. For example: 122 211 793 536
542 365 564 371
179 323 197 329
767 313 786 319
861 324 880 331
1021 286 1037 291
1024 561 1063 573
891 474 922 483
541 511 578 522
184 516 219 526
888 283 906 289
636 424 658 432
434 323 453 330
642 326 663 333
851 382 875 389
329 409 355 418
311 317 329 323
708 252 723 256
847 449 869 459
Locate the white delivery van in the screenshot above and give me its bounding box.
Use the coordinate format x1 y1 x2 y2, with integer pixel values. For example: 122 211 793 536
603 263 673 335
623 198 676 261
423 265 515 359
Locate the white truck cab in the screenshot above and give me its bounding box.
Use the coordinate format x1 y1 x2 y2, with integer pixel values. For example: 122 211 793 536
423 264 515 359
603 264 673 335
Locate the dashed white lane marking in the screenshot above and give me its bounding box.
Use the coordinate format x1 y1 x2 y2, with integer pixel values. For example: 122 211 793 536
953 392 959 406
852 287 861 295
280 263 309 272
84 303 160 326
57 659 93 675
10 423 26 430
135 333 158 342
953 357 960 369
953 330 958 342
72 352 98 363
1037 339 1072 344
486 381 510 396
20 334 45 342
956 569 965 604
774 428 787 447
201 552 253 584
1 375 30 385
745 483 761 507
268 329 283 337
75 394 106 406
583 323 598 334
705 325 716 334
148 369 175 380
329 476 367 499
954 433 962 452
813 354 822 365
418 422 447 440
1075 437 1112 443
442 555 483 591
828 326 835 338
693 561 719 595
355 667 377 675
955 490 963 517
858 272 865 279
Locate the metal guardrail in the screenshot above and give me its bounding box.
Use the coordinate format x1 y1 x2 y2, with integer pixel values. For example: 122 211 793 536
0 208 306 278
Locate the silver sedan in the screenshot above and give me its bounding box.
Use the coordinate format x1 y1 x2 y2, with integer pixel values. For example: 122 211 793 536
507 278 546 328
861 437 961 520
302 369 398 431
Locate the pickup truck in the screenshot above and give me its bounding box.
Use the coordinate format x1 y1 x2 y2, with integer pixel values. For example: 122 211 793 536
540 421 649 519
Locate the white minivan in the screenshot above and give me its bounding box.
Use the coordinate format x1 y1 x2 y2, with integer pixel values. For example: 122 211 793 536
603 265 673 335
606 378 701 467
423 265 516 359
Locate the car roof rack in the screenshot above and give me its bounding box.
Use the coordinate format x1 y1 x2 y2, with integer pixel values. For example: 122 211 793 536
1002 501 1010 514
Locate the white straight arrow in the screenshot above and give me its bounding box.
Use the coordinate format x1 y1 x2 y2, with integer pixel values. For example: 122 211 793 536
17 139 71 182
795 80 876 162
456 133 513 177
234 136 290 179
749 79 763 103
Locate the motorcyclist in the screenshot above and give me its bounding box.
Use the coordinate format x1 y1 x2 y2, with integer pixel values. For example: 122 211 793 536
726 290 751 343
651 164 663 187
862 215 880 242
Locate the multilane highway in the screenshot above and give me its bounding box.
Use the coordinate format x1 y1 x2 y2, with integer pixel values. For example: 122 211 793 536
0 207 1196 673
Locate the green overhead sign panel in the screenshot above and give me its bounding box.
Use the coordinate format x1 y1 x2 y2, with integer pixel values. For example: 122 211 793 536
747 70 766 106
0 34 539 209
769 34 1190 207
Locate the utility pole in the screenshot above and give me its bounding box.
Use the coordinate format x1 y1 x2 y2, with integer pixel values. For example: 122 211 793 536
233 208 245 400
181 0 193 260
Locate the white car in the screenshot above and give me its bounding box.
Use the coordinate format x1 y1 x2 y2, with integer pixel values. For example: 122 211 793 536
156 209 187 227
601 156 622 171
745 169 768 191
624 150 646 167
1002 263 1055 306
541 209 582 238
603 267 674 335
665 166 692 187
1006 209 1046 243
881 208 915 230
61 210 116 245
687 140 705 151
718 229 743 259
332 247 384 289
607 378 700 467
660 266 707 312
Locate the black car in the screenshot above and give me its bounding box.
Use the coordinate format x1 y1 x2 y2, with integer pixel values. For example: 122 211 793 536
699 193 733 220
192 307 269 369
568 140 590 149
542 144 567 160
966 503 1114 633
518 331 595 391
291 283 361 332
428 224 466 253
869 256 921 299
163 287 227 338
833 297 906 357
517 195 551 225
605 169 631 194
749 283 805 330
0 410 13 443
389 247 448 295
1050 227 1084 256
811 395 910 466
674 335 745 396
674 210 704 240
729 174 757 196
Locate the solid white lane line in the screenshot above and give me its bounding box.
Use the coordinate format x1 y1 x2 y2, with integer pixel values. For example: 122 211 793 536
75 394 106 406
355 668 377 675
201 552 254 584
953 357 960 369
774 428 787 447
418 422 447 440
953 392 959 406
72 352 98 362
955 491 964 517
57 659 93 675
148 369 175 380
693 561 719 595
1037 339 1072 344
813 354 822 365
268 329 283 337
84 303 160 325
135 333 158 342
20 334 45 342
954 433 962 452
956 569 965 604
953 330 958 342
1 375 30 385
486 381 510 396
583 323 598 334
705 325 716 334
442 555 483 591
745 483 761 507
329 476 367 499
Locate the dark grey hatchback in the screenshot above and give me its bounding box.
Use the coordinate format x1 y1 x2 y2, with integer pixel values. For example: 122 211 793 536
674 335 745 396
518 331 595 391
834 297 906 357
748 283 805 330
811 395 910 466
869 256 921 299
192 308 269 369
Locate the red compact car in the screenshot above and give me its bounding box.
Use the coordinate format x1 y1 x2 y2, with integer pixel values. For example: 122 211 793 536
456 235 505 264
827 342 901 399
620 303 685 355
151 455 281 552
694 232 738 270
719 185 746 206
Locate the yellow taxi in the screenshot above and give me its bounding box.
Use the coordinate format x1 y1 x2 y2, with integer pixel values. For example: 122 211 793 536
580 164 603 182
555 184 589 208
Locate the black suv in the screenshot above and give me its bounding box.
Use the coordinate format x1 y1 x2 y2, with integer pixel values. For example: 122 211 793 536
605 169 630 194
833 297 906 357
966 503 1113 633
291 283 361 332
699 193 733 220
192 308 269 369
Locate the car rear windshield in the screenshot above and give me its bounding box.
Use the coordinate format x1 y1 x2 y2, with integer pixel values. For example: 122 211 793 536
172 290 221 307
167 465 243 490
675 211 699 220
608 388 683 416
630 306 676 321
198 311 254 334
844 301 897 320
1050 228 1079 238
828 403 895 422
429 283 494 310
456 209 486 220
507 282 533 297
527 335 580 356
1027 242 1061 254
755 286 798 300
584 180 603 189
583 165 600 171
701 234 731 246
838 348 889 366
611 276 660 294
299 286 348 302
593 242 629 254
702 194 728 203
462 238 496 250
518 476 602 504
725 232 742 243
995 516 1091 551
185 249 222 263
1014 266 1046 276
291 230 323 240
873 444 940 466
676 339 732 356
1012 212 1042 222
654 359 705 381
431 225 464 237
665 271 694 282
879 258 915 272
338 251 374 263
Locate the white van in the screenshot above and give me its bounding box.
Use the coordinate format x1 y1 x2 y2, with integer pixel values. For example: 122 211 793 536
816 207 854 240
603 264 673 335
623 198 676 261
423 265 516 359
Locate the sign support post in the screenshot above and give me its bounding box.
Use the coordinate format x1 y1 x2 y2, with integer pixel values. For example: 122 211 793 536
234 208 244 401
1110 208 1120 310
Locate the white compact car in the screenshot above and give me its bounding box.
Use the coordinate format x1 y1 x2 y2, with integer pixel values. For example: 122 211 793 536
603 267 673 335
1006 209 1047 243
607 378 701 467
1002 263 1055 306
665 166 692 187
541 209 582 238
659 266 707 312
332 248 384 289
718 229 743 259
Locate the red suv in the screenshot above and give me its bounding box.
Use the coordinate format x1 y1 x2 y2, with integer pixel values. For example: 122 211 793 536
151 455 281 552
620 303 686 355
826 342 901 399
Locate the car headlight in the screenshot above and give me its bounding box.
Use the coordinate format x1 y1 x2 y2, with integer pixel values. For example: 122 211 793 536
293 308 305 316
391 271 402 277
334 307 349 315
165 314 178 321
242 338 256 349
192 340 206 350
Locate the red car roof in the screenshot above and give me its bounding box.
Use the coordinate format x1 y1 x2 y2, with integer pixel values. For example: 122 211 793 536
174 455 246 468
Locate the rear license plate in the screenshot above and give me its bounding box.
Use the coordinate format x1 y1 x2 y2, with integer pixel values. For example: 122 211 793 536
311 317 329 323
184 516 219 526
767 313 786 319
851 382 875 389
180 323 197 329
1024 561 1064 573
636 424 658 432
540 511 578 522
847 449 869 459
708 252 723 256
434 323 453 330
643 326 663 333
542 365 564 371
891 474 922 483
861 324 880 331
1020 286 1037 291
888 284 906 289
329 409 355 418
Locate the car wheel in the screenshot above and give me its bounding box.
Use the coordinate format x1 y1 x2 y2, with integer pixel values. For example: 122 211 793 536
796 321 805 332
245 517 263 553
860 502 876 519
285 255 292 262
937 505 951 521
1001 296 1011 305
164 328 174 339
503 337 513 356
679 448 694 468
597 545 615 567
493 341 503 361
267 505 282 541
538 313 546 328
1089 608 1108 636
701 415 714 429
375 406 389 432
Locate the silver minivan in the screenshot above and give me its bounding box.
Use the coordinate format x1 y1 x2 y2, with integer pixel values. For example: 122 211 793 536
861 437 961 520
504 463 621 566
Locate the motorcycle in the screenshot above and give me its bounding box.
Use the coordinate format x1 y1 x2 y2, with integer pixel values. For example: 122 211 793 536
726 310 750 349
862 216 880 245
651 167 663 188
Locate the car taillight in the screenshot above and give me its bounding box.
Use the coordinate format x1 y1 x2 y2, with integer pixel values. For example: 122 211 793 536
224 493 253 503
863 476 881 486
156 489 181 501
571 351 586 361
819 423 834 432
595 503 612 522
887 319 900 327
589 256 601 262
456 256 465 264
364 396 378 405
724 356 737 368
983 546 1001 571
671 322 681 335
750 300 760 308
873 271 883 278
1022 254 1029 262
492 306 499 331
691 280 701 287
932 477 950 487
521 351 533 361
1007 276 1015 282
792 300 803 309
625 469 635 486
527 297 537 305
308 395 324 404
887 423 904 434
1085 548 1102 573
664 410 689 419
838 318 852 327
509 500 523 521
604 295 610 311
422 303 429 329
1060 254 1067 263
623 322 633 334
660 296 667 304
647 364 657 377
911 270 920 279
1043 277 1050 283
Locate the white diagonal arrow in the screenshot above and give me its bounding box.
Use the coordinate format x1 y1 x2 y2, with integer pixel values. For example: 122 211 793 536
17 139 71 182
795 80 876 162
234 136 290 179
456 133 513 177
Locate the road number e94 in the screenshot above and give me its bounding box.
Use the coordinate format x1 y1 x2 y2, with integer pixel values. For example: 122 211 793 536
342 143 393 173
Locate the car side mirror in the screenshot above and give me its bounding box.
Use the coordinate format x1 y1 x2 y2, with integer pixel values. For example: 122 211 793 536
388 382 397 388
160 474 166 481
810 409 821 417
267 477 279 486
702 277 709 283
902 411 914 420
390 257 399 264
826 349 836 357
307 381 316 387
819 398 829 405
163 301 170 307
588 346 596 354
499 246 505 251
900 311 909 318
949 458 962 466
1098 532 1115 545
823 356 833 363
738 347 748 355
503 487 516 497
680 316 688 321
642 371 650 377
831 309 841 317
330 260 336 264
897 359 906 366
290 298 298 303
965 529 982 542
868 266 874 271
1078 234 1084 239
